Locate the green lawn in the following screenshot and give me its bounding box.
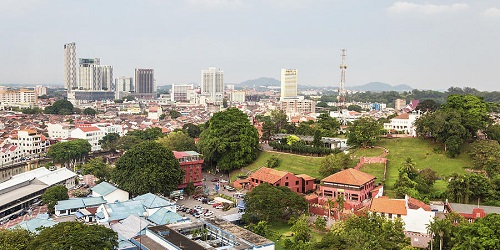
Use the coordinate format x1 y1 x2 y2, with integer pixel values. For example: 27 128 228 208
351 147 385 158
231 151 324 181
376 138 471 188
360 163 386 184
269 220 326 250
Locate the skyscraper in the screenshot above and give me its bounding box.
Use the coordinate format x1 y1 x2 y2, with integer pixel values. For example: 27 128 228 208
115 76 133 99
134 69 155 94
280 69 298 101
201 67 224 103
78 58 100 90
64 42 77 92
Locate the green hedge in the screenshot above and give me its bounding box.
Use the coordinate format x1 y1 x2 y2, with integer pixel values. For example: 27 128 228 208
268 141 339 156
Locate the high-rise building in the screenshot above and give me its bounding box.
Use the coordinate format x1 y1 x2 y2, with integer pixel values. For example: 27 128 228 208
171 84 194 102
34 85 48 96
134 69 155 94
115 76 133 99
64 42 77 92
77 58 113 91
201 67 224 103
280 69 298 101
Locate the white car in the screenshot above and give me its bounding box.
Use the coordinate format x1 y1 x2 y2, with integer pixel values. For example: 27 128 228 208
196 197 203 202
207 200 216 205
179 196 184 200
204 211 213 216
216 205 224 209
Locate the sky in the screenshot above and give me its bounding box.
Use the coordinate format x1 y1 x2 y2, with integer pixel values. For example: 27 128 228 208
1 0 499 91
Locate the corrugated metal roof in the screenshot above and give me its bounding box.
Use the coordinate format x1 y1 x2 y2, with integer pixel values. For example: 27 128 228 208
148 207 182 225
37 168 77 186
133 193 173 209
92 182 118 196
16 218 57 233
106 200 146 221
55 197 106 211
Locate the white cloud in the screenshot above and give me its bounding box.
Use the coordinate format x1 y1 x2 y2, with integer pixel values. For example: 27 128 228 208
186 0 243 9
481 7 500 18
388 2 469 15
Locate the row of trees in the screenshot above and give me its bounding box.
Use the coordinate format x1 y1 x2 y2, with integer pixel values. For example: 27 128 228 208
268 141 339 156
0 222 118 250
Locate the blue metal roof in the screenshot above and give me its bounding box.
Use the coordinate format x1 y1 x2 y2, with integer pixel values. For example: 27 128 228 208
91 182 118 196
147 207 183 225
16 218 57 233
132 193 172 208
106 200 146 221
54 197 106 211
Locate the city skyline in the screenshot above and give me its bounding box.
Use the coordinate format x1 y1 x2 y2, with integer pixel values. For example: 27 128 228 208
1 1 500 91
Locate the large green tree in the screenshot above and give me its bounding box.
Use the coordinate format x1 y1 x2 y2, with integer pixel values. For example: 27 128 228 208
79 157 113 182
316 113 341 137
29 222 118 250
112 141 184 196
44 100 74 115
0 228 33 250
115 135 143 151
182 123 202 138
127 127 164 141
346 117 383 147
451 214 500 250
468 140 500 176
83 107 97 116
157 131 197 151
98 132 120 151
198 108 260 170
447 173 491 204
42 185 69 213
46 139 91 167
313 213 411 250
318 153 352 178
243 183 308 223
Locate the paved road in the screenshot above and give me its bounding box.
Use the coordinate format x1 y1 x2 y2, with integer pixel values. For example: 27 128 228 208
1 205 48 229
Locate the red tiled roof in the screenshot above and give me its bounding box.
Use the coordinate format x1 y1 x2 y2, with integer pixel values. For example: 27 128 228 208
408 196 431 211
370 196 407 215
297 174 315 181
394 113 410 119
321 168 375 186
78 127 101 132
249 167 288 184
173 151 189 159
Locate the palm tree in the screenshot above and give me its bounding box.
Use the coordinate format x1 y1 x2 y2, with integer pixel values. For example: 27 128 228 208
326 198 335 221
427 218 451 250
200 227 209 241
336 194 345 221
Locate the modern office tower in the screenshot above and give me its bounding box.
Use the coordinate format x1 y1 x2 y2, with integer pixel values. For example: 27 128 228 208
280 69 298 101
78 58 101 90
100 65 113 91
114 76 133 99
171 84 194 102
134 69 155 94
64 42 77 92
201 67 224 103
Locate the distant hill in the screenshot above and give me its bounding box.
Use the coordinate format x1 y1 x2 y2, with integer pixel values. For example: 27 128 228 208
347 82 413 92
237 77 280 88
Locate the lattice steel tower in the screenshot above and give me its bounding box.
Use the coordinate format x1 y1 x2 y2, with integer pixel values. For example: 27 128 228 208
338 48 347 103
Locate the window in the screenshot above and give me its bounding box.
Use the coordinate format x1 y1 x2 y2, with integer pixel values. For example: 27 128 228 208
295 181 299 185
285 182 289 186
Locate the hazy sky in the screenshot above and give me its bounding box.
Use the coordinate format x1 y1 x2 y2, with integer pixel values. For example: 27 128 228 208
1 0 499 91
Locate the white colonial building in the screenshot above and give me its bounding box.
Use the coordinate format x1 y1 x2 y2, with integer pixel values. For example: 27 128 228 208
383 111 421 136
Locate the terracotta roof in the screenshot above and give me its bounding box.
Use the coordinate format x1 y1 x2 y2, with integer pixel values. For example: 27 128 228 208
321 168 375 186
296 174 315 181
249 167 288 184
173 151 189 159
394 113 410 119
408 196 431 211
78 127 101 132
370 196 407 215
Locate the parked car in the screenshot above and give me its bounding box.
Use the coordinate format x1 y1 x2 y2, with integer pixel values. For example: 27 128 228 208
9 214 18 220
179 196 184 200
193 213 201 218
212 203 221 208
226 186 236 191
207 200 216 205
196 197 203 202
18 210 27 216
204 211 213 216
215 204 224 209
194 205 202 210
211 178 219 182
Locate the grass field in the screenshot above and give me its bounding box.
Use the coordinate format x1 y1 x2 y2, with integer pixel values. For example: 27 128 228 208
269 220 327 250
360 163 386 184
230 151 324 181
376 137 471 188
351 147 385 158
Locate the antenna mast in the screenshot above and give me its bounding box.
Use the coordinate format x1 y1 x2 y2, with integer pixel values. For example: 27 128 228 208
338 49 347 104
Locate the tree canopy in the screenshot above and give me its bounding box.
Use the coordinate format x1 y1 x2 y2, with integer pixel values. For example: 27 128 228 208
126 127 165 141
313 213 411 250
44 100 74 115
82 107 97 116
198 108 260 170
243 183 308 223
79 157 113 183
0 228 33 250
182 123 202 138
29 222 118 250
42 185 69 213
112 141 184 196
347 117 383 147
46 139 91 164
318 153 352 178
98 132 120 151
157 131 197 151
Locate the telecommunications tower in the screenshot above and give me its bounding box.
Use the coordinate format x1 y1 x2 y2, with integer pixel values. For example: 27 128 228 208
338 49 347 104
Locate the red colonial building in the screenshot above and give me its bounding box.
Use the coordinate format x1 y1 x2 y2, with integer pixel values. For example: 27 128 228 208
319 168 376 208
173 151 204 189
246 167 315 194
